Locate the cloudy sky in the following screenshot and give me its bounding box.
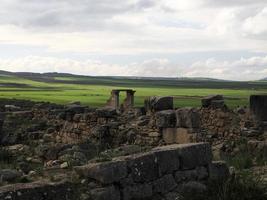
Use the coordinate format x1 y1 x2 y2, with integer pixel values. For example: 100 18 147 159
0 0 267 80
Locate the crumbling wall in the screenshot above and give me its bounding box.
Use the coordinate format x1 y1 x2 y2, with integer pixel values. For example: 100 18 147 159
0 181 76 200
75 143 229 200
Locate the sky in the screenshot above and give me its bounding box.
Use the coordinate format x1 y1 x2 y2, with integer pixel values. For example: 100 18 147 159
0 0 267 81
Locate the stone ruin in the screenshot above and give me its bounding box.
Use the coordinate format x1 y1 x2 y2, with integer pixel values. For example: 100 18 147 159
106 89 135 111
0 143 229 200
0 92 266 199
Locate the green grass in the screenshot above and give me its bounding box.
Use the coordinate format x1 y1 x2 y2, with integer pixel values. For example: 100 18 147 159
0 72 267 108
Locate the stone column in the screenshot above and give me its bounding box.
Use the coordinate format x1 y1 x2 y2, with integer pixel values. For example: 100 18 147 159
250 95 267 121
112 90 120 110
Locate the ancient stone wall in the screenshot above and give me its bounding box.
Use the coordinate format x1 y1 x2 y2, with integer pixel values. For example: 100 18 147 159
0 181 76 200
75 143 229 200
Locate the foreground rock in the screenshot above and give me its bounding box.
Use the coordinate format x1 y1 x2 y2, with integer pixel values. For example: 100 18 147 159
75 143 228 200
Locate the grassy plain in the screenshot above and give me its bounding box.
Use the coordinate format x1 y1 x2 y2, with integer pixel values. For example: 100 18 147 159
0 71 267 108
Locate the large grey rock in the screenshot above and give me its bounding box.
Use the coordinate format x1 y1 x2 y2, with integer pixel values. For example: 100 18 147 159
74 160 127 184
127 152 159 183
176 108 200 128
90 185 120 200
250 95 267 121
145 96 173 112
201 95 224 108
155 110 176 128
209 161 229 181
177 143 212 169
152 174 177 194
123 183 153 200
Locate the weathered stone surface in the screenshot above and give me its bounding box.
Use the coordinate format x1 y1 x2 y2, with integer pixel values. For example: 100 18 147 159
95 107 117 118
250 95 267 121
0 169 22 182
90 185 120 200
176 108 200 128
145 96 173 112
174 169 197 183
127 152 159 183
152 146 180 175
209 161 229 181
162 128 194 144
210 100 225 109
0 181 76 200
74 160 127 184
155 110 176 128
202 95 224 108
152 174 177 194
178 143 212 169
123 183 153 200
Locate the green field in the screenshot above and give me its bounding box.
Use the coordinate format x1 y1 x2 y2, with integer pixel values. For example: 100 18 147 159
0 71 267 108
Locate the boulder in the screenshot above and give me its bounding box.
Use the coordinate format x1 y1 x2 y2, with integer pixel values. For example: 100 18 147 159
201 95 224 108
155 110 176 128
176 108 200 128
145 96 173 112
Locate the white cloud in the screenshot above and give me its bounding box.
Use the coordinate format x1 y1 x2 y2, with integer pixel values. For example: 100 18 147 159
0 55 267 80
0 0 267 80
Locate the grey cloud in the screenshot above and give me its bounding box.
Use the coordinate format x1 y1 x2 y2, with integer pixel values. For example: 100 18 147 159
0 0 157 30
204 0 266 7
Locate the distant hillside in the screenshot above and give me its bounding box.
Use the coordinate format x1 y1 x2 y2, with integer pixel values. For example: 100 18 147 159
1 70 267 89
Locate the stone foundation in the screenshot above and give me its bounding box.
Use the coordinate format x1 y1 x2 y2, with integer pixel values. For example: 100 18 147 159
75 143 228 200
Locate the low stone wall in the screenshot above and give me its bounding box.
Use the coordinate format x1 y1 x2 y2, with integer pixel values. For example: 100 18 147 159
75 143 229 200
0 181 76 200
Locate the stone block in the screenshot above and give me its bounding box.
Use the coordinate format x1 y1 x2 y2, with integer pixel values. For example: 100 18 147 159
74 160 127 184
90 185 120 200
176 108 200 128
123 183 153 200
127 152 159 183
145 96 173 112
250 95 267 121
174 169 197 183
162 128 194 144
152 174 177 194
152 146 180 175
156 110 176 128
201 95 224 108
178 143 212 170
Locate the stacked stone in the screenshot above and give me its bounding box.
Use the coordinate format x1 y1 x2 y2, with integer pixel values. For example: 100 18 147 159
154 108 200 144
199 108 241 141
75 143 229 200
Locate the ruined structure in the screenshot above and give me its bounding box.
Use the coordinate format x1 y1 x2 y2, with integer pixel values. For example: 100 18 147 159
0 92 266 200
106 89 135 111
250 95 267 121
